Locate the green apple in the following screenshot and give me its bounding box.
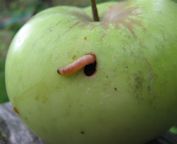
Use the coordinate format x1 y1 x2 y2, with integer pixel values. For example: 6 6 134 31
5 0 177 144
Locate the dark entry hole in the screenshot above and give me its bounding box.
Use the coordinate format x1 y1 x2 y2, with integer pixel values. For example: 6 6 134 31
80 131 85 135
84 61 97 76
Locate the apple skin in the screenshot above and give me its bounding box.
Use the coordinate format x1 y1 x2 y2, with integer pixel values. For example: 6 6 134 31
5 0 177 144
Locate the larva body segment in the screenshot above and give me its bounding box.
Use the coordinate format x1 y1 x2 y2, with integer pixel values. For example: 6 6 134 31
57 54 96 76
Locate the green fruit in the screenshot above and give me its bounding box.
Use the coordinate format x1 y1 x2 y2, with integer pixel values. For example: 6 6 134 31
5 0 177 144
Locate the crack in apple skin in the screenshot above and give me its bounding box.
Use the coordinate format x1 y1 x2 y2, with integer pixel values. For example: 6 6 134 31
102 2 143 37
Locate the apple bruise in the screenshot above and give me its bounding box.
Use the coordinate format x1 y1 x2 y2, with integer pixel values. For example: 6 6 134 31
102 2 142 36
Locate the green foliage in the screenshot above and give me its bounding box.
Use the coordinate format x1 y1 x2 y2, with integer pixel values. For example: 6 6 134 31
0 71 8 103
0 30 13 103
170 127 177 135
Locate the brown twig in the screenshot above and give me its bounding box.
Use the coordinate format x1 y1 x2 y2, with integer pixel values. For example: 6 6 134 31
91 0 100 21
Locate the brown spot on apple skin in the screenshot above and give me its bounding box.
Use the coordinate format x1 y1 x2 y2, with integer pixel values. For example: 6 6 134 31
72 55 77 60
13 107 20 115
84 36 87 40
102 2 143 37
132 67 156 107
134 72 144 92
80 131 85 135
35 94 49 103
133 71 145 102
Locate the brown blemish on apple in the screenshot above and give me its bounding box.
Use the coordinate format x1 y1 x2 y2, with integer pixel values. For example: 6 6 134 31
133 71 145 101
143 58 156 99
35 94 49 103
84 36 87 40
102 2 142 36
134 72 144 92
72 55 77 60
132 65 156 106
80 131 85 135
13 107 20 115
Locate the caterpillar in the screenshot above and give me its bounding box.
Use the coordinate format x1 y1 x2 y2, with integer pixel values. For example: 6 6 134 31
57 54 96 76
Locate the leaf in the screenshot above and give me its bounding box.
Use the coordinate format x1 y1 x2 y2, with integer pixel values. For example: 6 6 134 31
0 30 12 103
0 71 9 103
0 51 9 103
170 127 177 135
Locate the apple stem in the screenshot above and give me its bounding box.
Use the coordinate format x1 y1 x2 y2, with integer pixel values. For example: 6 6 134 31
91 0 100 21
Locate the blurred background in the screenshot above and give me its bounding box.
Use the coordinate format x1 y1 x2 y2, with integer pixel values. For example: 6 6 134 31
0 0 177 144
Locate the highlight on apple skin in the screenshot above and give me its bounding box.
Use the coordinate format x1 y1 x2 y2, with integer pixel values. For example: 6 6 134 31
5 0 177 144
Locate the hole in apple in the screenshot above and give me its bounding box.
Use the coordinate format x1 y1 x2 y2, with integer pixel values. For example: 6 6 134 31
114 88 118 91
80 131 85 135
84 61 97 76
